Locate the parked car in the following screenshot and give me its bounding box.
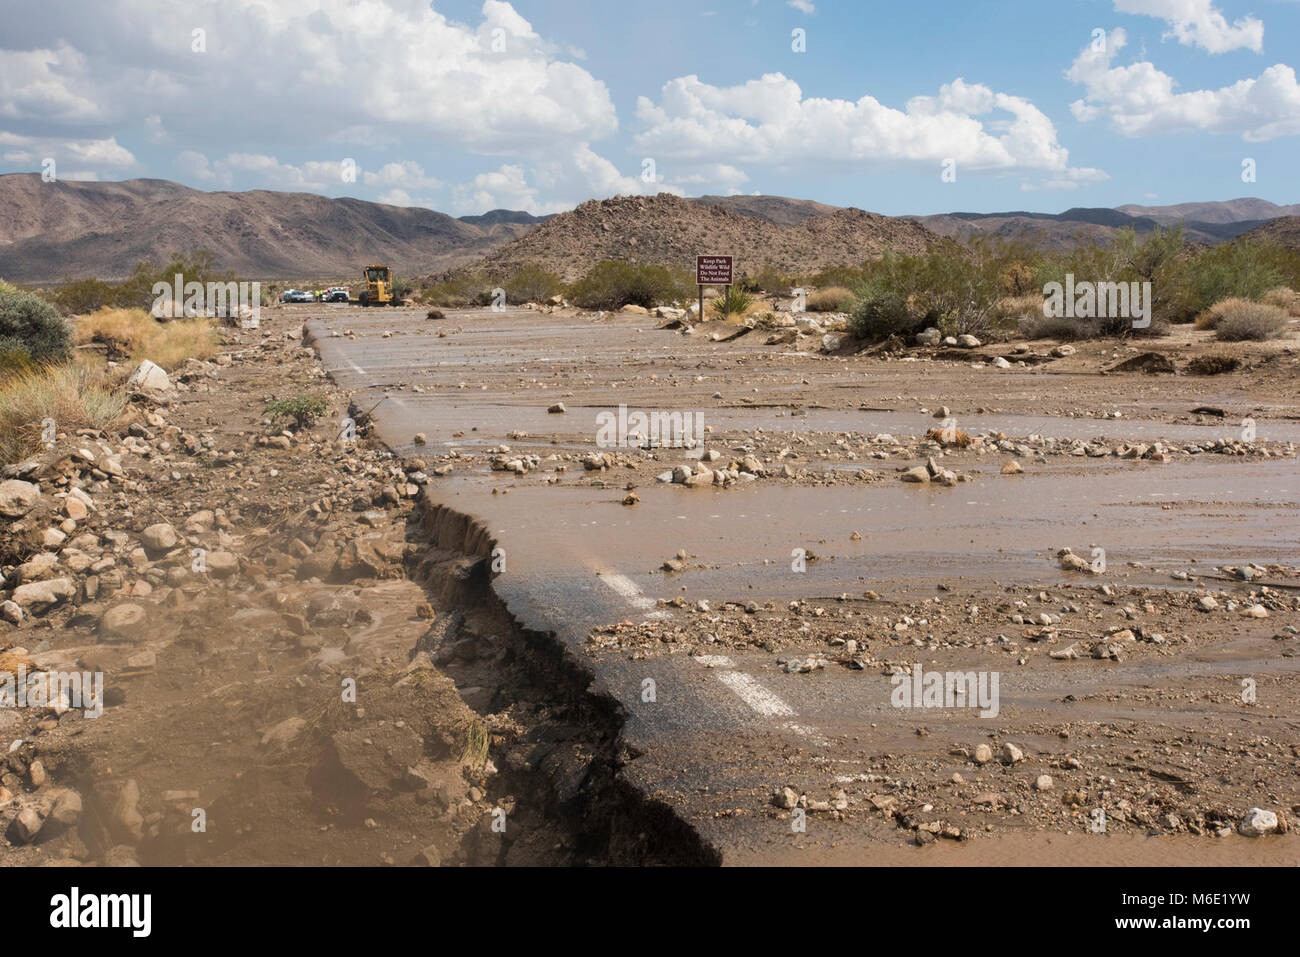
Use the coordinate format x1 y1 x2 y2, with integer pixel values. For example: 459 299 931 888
280 289 312 303
323 287 350 303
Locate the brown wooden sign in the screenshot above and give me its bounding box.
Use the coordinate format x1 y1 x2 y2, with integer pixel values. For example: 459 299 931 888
696 255 733 286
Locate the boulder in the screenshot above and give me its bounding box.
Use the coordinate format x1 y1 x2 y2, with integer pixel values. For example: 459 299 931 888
125 359 171 392
10 577 76 611
0 479 40 518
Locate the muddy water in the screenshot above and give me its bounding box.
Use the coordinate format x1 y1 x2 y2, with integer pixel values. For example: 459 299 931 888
311 308 1297 597
310 307 1299 864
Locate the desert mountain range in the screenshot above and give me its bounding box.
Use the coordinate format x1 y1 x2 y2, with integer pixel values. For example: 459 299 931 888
0 173 1295 284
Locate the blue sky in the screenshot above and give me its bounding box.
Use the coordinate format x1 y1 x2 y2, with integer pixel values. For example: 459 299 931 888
1 0 1297 215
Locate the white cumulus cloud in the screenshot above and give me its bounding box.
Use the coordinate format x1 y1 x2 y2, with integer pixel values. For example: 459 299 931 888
1114 0 1264 54
1068 28 1300 140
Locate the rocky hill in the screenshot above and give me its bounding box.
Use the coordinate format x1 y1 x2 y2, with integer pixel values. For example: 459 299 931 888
1238 216 1300 249
0 174 534 282
467 193 937 281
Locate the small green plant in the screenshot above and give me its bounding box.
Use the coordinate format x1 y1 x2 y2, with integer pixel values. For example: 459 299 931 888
265 395 329 429
709 287 755 319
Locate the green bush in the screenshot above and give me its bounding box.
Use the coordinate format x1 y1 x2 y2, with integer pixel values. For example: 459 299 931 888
502 264 563 305
265 395 329 429
847 292 920 341
565 261 694 310
0 282 72 361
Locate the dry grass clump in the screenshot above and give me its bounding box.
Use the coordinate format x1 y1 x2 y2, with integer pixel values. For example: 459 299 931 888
1261 286 1300 316
76 307 219 368
0 363 127 463
1194 299 1290 341
805 286 854 312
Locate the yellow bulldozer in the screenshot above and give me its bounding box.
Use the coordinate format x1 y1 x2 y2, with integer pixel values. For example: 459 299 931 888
359 264 401 306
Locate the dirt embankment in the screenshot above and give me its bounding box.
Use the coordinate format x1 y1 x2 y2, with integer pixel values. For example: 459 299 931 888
0 317 711 866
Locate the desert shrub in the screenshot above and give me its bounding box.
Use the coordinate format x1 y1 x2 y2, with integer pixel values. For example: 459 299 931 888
847 240 1004 340
565 261 693 310
1212 300 1289 341
114 250 236 311
421 272 494 307
997 262 1036 297
1195 298 1250 330
0 363 127 464
847 292 920 341
390 276 415 301
805 286 853 312
809 265 870 289
51 277 119 315
0 281 73 362
1262 286 1300 316
1020 313 1099 341
0 337 35 382
1160 240 1293 323
752 265 795 296
76 307 218 368
708 287 756 319
501 264 562 305
988 294 1044 325
1187 353 1241 375
265 395 329 429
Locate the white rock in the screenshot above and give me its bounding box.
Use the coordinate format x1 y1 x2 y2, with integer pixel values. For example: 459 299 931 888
1239 807 1279 837
125 359 171 392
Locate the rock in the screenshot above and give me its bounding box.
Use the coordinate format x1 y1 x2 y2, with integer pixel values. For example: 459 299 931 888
1241 604 1268 618
11 577 76 611
204 551 239 578
141 523 178 552
1239 807 1278 837
413 433 427 445
1198 595 1219 611
0 600 22 623
49 789 83 830
0 479 40 518
261 716 308 752
125 359 171 392
901 466 931 483
956 334 981 348
7 807 44 844
547 402 567 414
774 786 799 809
28 759 47 788
973 744 993 764
916 327 942 346
1051 344 1076 357
112 779 145 843
1003 742 1025 764
1001 460 1023 474
991 356 1012 369
411 844 442 866
99 603 146 640
821 334 842 351
1035 774 1054 790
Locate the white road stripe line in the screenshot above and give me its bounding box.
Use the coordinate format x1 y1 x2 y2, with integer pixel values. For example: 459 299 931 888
715 671 795 717
589 566 669 620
